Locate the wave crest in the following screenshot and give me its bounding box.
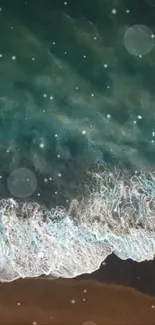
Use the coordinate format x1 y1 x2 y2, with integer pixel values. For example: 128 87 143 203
0 166 155 282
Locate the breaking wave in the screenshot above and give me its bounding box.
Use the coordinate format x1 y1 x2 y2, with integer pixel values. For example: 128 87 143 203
0 165 155 282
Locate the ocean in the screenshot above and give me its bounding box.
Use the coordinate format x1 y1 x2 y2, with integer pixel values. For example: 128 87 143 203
0 0 155 285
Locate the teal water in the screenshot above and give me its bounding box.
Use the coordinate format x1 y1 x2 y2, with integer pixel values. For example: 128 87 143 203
0 0 155 281
0 0 155 199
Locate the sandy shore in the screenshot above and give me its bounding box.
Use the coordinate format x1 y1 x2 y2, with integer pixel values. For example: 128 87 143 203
0 278 154 325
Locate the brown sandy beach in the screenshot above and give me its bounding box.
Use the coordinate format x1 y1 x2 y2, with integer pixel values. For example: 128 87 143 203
0 279 155 325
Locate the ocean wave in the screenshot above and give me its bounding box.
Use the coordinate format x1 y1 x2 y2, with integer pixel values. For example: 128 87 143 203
0 165 155 282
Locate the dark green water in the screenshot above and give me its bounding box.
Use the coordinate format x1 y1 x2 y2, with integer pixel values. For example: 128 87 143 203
0 0 155 208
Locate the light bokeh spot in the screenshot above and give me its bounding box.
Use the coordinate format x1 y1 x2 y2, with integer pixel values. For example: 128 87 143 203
7 167 37 198
124 24 154 56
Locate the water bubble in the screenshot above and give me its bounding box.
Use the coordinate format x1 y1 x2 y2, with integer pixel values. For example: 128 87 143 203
7 168 37 198
124 25 154 56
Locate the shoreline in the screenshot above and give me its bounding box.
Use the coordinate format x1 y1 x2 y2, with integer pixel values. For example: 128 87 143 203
0 278 155 325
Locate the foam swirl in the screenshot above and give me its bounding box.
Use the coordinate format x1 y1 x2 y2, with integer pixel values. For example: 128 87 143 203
0 166 155 282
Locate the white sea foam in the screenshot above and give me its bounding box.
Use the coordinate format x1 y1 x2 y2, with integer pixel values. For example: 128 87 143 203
0 166 155 282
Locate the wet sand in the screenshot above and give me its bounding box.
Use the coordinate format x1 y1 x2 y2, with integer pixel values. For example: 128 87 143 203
0 278 155 325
